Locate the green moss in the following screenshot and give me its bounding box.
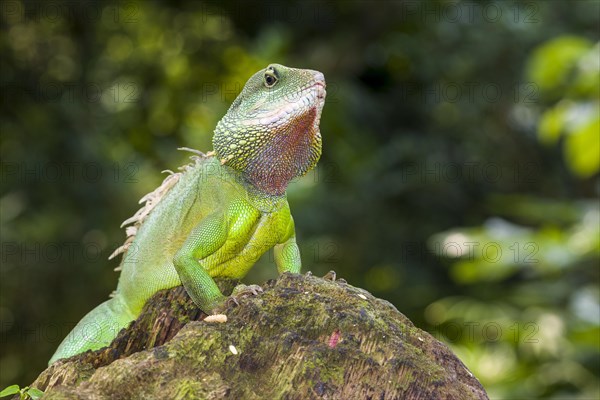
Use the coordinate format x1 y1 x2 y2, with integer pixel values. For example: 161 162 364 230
35 273 488 399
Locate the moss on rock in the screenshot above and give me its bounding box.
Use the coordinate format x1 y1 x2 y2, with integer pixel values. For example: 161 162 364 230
33 273 488 399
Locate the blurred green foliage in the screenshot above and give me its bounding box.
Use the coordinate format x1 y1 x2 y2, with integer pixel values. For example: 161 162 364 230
427 32 600 398
1 1 598 398
530 37 599 177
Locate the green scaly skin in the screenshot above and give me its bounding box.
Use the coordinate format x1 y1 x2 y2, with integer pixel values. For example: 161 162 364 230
49 64 326 364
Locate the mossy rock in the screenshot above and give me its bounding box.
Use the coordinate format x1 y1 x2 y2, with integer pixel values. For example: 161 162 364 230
32 272 488 399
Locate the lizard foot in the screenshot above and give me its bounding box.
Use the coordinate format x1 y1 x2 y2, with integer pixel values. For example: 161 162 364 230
323 270 337 281
227 284 264 307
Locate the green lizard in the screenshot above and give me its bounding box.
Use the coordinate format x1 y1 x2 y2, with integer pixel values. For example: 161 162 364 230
49 64 326 364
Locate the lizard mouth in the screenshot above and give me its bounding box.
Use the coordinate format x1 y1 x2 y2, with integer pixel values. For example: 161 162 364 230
251 80 325 133
291 80 326 125
313 81 326 100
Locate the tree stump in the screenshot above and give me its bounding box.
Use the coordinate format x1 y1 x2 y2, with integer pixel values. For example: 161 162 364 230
31 272 488 399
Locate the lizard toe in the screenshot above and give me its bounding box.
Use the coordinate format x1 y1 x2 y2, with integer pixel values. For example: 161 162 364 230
228 284 264 306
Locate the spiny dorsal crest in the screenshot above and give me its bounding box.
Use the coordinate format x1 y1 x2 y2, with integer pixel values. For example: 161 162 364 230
108 148 209 269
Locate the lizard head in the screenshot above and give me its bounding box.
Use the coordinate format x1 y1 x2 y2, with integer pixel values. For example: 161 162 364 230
213 64 326 196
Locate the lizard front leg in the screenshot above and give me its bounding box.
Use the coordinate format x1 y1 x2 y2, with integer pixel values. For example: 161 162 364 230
173 212 230 313
274 216 302 274
274 236 301 273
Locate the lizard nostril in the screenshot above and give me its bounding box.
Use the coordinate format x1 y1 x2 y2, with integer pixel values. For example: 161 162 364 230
313 71 325 85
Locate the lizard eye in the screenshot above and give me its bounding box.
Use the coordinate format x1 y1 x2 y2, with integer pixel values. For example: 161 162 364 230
264 68 278 88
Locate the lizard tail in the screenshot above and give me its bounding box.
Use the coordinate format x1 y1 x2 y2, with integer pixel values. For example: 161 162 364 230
48 295 134 365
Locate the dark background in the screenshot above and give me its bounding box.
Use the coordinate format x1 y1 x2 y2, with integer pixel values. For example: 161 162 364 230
1 1 599 398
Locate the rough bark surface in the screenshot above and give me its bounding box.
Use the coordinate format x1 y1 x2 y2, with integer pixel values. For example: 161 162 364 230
32 273 488 400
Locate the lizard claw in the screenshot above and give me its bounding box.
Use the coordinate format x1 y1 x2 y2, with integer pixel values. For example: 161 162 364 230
323 270 337 281
227 284 264 306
